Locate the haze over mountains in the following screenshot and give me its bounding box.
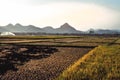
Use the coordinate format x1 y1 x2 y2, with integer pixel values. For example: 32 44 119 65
0 23 119 34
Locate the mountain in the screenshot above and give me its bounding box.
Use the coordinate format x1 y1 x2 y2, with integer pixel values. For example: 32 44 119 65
86 29 120 34
0 27 9 32
0 23 119 35
55 23 82 34
95 29 120 34
42 23 82 34
2 23 44 33
24 25 44 33
0 23 81 34
42 26 57 33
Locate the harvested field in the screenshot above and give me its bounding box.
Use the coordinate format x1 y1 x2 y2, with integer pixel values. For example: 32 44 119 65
0 35 119 80
56 45 120 80
0 45 92 80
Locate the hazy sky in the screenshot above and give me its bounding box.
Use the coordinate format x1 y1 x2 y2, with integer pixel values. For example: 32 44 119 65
0 0 120 31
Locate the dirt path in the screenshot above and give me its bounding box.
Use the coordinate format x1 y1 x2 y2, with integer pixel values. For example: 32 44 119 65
0 46 92 80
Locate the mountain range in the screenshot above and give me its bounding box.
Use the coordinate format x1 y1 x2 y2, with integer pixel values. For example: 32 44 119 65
0 23 119 34
0 23 82 34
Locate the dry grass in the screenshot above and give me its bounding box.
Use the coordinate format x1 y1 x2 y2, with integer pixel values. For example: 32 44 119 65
56 45 120 80
0 35 118 47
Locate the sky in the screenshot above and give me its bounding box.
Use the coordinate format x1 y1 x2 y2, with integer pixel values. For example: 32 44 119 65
0 0 120 31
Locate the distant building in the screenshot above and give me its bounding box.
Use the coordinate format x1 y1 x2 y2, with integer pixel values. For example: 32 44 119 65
0 32 15 36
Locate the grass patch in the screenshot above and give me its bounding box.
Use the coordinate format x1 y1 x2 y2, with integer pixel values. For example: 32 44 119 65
55 45 120 80
0 35 83 39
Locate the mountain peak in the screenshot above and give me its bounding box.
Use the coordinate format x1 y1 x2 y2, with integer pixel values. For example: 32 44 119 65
15 23 23 26
56 23 80 34
60 23 76 30
6 23 14 27
63 23 69 25
44 26 54 29
61 23 71 28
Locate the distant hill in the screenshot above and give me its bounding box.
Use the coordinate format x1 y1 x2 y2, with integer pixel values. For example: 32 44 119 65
0 23 119 34
87 28 120 34
42 26 57 33
42 23 82 34
0 27 8 32
2 23 44 33
55 23 82 34
0 23 82 34
95 29 120 34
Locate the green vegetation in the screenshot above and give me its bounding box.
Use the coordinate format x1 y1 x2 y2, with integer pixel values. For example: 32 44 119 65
55 45 120 80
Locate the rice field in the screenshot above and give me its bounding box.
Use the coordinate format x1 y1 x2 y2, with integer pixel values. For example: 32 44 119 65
55 43 120 80
0 35 119 80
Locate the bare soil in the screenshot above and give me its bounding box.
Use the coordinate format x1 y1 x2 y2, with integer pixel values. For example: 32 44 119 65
0 45 92 80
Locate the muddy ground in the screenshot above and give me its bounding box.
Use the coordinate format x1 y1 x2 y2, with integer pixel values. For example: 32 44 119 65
0 45 92 80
